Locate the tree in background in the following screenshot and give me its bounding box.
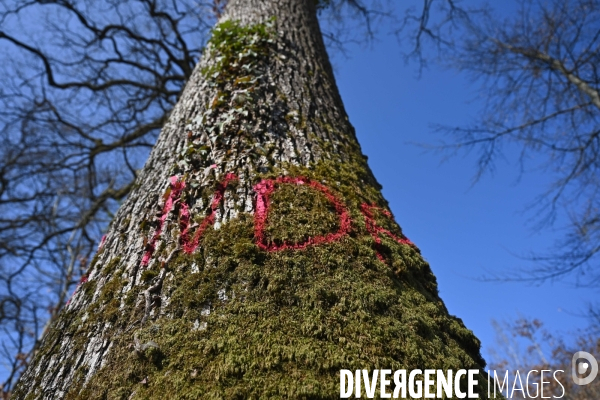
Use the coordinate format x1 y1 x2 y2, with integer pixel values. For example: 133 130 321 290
8 0 491 398
489 318 600 399
441 0 600 287
0 0 211 390
0 0 473 393
436 1 600 397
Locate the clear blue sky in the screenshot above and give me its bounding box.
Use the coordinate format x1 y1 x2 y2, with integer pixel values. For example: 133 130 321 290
329 2 597 364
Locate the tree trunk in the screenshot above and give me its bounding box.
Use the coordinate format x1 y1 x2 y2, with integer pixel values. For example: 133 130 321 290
13 0 489 398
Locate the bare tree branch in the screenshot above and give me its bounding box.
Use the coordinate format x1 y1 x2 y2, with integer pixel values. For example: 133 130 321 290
437 0 600 285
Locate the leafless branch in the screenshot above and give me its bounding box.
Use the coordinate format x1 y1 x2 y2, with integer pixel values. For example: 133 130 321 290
437 0 600 285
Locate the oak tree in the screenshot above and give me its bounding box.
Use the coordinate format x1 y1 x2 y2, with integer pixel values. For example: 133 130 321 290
6 0 491 398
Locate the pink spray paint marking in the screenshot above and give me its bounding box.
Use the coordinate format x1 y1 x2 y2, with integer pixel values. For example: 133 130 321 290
360 203 415 262
141 176 186 265
253 176 351 252
142 173 238 264
98 234 107 251
179 173 238 254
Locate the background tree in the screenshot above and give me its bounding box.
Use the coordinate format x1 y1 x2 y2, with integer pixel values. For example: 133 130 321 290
0 0 475 394
488 317 600 399
434 2 600 398
440 0 600 287
7 0 492 398
0 0 209 393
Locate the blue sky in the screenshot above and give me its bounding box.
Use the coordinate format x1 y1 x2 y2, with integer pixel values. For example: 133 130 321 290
329 4 598 363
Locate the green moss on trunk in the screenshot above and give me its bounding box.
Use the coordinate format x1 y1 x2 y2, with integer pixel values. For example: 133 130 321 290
71 162 487 399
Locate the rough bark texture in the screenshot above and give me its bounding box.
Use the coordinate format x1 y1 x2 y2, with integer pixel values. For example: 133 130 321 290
13 0 491 398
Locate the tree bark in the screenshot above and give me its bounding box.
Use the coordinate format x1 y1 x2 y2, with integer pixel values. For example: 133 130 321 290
13 0 490 398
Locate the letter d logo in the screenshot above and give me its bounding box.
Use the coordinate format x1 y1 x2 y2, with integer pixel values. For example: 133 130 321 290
572 351 598 385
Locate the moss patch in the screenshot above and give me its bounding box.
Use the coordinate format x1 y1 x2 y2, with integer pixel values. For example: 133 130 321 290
201 19 274 85
262 182 342 248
